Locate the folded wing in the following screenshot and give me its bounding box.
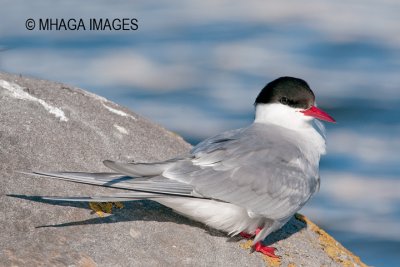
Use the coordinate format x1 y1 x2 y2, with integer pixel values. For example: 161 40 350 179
30 123 319 222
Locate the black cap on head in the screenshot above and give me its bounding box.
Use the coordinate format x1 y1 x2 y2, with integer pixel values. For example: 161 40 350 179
255 77 315 109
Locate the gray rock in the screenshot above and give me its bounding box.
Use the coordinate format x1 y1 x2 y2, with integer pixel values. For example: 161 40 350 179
0 72 366 266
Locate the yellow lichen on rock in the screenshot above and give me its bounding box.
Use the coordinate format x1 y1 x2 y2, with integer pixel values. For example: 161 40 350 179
77 254 97 267
113 202 124 209
295 214 367 267
262 255 281 267
89 202 124 217
239 239 253 250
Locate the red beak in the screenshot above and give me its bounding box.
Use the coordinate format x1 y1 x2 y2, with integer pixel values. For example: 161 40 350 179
301 106 336 123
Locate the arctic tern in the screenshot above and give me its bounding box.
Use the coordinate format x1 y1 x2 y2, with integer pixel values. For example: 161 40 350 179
27 76 335 258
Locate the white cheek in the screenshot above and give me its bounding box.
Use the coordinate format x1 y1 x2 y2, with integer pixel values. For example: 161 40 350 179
254 103 311 130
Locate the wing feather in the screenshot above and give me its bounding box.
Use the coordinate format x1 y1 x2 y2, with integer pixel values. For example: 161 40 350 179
29 122 320 221
163 123 320 220
41 192 165 202
28 171 201 198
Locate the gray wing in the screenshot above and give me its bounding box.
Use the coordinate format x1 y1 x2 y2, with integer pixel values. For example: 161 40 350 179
29 123 318 221
104 123 319 220
26 170 202 201
162 123 319 221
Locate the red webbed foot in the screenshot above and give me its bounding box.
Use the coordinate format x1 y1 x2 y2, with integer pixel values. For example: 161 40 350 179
239 228 279 258
253 242 279 258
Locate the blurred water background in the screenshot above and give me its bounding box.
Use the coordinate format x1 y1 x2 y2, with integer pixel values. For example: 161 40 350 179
1 1 400 266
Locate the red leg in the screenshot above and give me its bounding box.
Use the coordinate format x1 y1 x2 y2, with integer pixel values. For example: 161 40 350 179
239 227 262 239
239 232 254 239
253 242 278 258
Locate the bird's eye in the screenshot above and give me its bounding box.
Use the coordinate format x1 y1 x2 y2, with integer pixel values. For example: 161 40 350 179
280 97 289 105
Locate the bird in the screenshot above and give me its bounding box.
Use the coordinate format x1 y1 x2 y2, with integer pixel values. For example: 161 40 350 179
27 76 335 258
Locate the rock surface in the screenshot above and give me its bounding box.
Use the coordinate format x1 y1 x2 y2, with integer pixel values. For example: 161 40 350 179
0 72 366 266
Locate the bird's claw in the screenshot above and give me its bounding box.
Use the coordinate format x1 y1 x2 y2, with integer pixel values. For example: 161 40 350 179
253 242 279 258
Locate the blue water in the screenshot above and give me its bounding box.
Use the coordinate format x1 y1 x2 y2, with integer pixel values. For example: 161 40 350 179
1 1 400 266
